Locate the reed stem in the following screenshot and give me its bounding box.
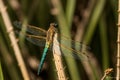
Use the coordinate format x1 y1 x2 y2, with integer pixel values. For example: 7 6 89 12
0 0 29 80
116 0 120 79
53 33 67 80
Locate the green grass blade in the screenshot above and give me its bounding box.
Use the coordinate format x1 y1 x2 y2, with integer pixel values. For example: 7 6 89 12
99 14 109 70
51 0 81 80
66 0 76 27
83 0 106 44
0 62 4 80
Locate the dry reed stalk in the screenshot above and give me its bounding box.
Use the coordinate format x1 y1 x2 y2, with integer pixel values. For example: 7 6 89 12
53 33 67 80
116 0 120 80
101 68 113 80
0 0 30 80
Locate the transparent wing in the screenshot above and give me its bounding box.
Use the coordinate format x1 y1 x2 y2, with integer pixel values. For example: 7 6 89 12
60 34 90 51
14 21 89 60
26 34 89 61
59 43 89 61
25 35 88 61
14 21 47 36
25 34 46 47
53 33 89 61
59 35 89 60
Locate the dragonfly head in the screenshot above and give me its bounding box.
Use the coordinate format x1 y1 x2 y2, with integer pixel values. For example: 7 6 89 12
50 23 58 28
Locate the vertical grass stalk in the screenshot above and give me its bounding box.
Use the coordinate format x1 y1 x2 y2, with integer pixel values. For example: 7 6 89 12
53 33 67 80
51 0 81 80
116 0 120 79
0 62 4 80
99 15 109 70
83 0 106 44
0 0 29 80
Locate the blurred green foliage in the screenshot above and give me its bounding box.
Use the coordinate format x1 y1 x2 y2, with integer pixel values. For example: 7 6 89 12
0 0 117 80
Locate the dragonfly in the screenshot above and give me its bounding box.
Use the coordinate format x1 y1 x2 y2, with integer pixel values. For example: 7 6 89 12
14 21 89 75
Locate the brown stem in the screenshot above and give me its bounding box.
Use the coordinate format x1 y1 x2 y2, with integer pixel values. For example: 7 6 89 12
0 0 30 80
116 0 120 80
53 33 67 80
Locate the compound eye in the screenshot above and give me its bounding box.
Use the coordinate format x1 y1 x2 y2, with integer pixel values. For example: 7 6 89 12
50 23 58 27
54 23 58 27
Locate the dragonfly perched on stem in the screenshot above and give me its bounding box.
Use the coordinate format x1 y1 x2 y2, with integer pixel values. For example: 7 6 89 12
14 21 89 75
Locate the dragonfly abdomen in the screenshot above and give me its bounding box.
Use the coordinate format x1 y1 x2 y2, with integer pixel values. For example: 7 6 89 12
37 43 50 75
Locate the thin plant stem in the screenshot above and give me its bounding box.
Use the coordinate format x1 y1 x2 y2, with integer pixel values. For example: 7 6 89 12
0 62 4 80
53 33 67 80
0 33 22 80
101 68 113 80
83 0 106 44
0 0 29 80
99 15 109 70
66 0 76 27
116 0 120 79
51 0 81 80
75 0 95 42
